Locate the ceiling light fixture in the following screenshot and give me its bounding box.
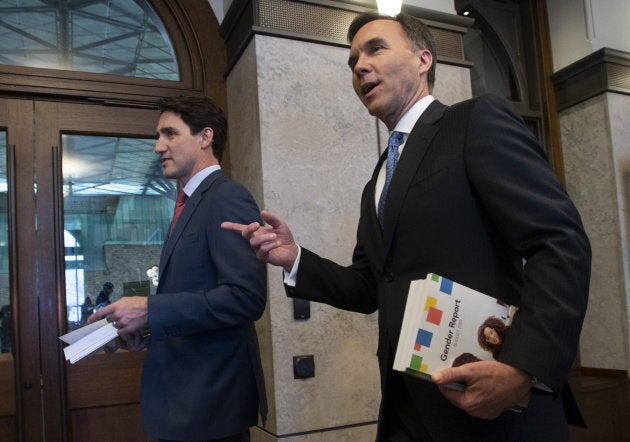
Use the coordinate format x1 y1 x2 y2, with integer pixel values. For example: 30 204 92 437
376 0 402 16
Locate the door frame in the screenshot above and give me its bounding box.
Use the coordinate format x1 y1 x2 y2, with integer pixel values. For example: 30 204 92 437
0 0 226 439
0 99 40 442
37 101 166 442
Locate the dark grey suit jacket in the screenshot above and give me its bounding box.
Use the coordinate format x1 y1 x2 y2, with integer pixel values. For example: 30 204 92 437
287 94 591 441
142 170 267 440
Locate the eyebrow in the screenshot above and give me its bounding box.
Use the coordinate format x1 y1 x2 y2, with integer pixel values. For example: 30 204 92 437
157 126 178 136
365 37 388 48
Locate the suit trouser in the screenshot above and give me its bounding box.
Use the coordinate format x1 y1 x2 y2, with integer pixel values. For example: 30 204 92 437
380 371 432 441
158 429 250 442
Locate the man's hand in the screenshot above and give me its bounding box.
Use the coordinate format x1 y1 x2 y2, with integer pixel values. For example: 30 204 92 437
87 296 149 335
221 210 299 272
431 360 532 419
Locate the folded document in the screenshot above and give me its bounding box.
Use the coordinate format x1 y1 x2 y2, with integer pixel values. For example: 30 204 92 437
59 319 118 364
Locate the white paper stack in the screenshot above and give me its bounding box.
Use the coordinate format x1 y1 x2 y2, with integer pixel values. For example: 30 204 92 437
59 318 118 364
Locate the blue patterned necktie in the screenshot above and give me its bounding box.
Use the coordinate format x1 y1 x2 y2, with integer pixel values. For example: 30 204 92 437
378 131 404 228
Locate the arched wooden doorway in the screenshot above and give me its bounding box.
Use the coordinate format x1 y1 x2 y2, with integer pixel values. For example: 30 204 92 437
0 1 226 440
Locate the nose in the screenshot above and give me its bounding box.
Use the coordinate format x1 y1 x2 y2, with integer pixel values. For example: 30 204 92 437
154 137 165 154
353 54 370 77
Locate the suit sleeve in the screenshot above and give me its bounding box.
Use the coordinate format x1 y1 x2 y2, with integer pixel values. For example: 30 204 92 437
465 94 591 392
148 180 266 338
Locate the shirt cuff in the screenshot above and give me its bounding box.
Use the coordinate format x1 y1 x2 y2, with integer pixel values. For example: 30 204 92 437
283 245 302 287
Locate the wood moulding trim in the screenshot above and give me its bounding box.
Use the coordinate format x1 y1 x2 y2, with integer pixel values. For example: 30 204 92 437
220 0 474 76
580 367 629 379
552 48 630 111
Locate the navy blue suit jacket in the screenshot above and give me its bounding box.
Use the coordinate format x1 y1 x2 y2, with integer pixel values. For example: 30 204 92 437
287 95 591 440
142 170 267 440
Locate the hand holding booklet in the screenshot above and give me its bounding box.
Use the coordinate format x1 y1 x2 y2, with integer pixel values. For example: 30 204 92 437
59 319 118 364
393 273 526 410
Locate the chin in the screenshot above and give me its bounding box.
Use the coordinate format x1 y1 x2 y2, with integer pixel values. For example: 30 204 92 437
364 101 385 118
365 105 381 118
162 170 176 180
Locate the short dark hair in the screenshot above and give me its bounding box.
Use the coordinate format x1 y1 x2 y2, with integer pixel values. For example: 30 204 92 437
347 12 436 92
157 95 228 162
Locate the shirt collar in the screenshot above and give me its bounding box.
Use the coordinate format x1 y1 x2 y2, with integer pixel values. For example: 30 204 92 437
182 165 221 196
393 95 435 136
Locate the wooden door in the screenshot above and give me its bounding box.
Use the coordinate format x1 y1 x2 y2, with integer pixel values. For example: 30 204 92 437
0 98 38 442
40 100 175 442
0 98 174 441
0 0 225 438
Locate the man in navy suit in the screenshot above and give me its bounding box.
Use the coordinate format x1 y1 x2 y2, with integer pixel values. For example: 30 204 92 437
91 96 267 442
223 12 590 441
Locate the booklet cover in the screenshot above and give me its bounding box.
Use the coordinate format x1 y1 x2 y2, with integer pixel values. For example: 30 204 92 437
59 318 118 364
394 273 517 386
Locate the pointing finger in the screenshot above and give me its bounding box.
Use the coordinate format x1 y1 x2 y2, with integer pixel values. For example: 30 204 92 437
221 221 247 233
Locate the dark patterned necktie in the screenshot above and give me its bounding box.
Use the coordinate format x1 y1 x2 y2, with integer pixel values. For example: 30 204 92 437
169 190 188 234
378 131 404 228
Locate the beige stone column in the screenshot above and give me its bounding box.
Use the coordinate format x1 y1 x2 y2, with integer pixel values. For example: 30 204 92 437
553 49 630 373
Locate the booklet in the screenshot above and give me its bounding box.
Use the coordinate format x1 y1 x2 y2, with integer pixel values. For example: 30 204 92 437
59 318 118 364
393 273 525 408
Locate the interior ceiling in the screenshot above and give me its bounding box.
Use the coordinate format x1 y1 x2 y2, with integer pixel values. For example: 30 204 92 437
0 0 179 196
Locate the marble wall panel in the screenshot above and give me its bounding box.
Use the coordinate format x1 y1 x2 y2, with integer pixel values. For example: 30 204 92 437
433 63 473 105
254 34 379 436
560 94 628 370
226 41 264 206
226 39 280 433
608 93 630 369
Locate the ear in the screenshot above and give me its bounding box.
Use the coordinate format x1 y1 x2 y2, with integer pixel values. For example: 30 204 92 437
417 49 433 76
199 127 214 149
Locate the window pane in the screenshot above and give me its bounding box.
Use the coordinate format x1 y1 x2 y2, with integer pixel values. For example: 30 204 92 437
0 133 9 353
0 0 179 80
62 134 175 330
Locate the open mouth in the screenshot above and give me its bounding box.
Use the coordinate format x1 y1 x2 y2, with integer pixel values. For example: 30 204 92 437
361 81 379 96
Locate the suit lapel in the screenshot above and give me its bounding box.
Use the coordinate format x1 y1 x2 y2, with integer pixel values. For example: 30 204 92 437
158 170 224 282
382 100 447 252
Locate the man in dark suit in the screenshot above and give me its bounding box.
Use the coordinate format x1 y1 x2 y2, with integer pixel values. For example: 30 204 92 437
90 96 267 442
223 11 591 441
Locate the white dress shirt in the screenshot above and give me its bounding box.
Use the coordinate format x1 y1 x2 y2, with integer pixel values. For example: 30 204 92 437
181 165 221 197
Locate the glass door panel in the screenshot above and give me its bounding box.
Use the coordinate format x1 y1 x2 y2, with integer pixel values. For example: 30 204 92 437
0 131 9 350
61 134 175 332
33 100 165 441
